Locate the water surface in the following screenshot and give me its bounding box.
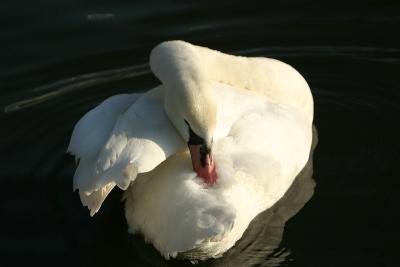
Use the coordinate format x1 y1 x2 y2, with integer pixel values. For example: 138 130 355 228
1 1 400 266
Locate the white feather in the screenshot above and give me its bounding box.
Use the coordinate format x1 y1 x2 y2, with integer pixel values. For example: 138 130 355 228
124 82 312 258
68 94 140 158
68 40 314 258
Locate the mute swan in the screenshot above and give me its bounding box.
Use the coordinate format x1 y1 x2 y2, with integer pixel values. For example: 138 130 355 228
68 40 314 260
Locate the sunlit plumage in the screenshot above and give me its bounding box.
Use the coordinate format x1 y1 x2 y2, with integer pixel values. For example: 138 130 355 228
68 40 314 259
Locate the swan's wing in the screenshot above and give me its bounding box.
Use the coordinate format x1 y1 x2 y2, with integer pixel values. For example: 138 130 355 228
67 94 140 158
73 87 185 215
67 93 141 216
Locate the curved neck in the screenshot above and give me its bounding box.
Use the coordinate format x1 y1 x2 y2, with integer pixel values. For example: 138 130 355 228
149 41 216 142
151 41 313 124
150 40 210 97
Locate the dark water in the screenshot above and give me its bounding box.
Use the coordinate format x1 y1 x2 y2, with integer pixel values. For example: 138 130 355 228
2 0 400 266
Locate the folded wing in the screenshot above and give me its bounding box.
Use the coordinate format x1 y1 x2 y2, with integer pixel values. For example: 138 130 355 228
68 88 185 215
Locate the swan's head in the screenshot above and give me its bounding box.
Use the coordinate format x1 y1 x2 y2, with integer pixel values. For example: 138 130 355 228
164 81 218 185
150 40 218 184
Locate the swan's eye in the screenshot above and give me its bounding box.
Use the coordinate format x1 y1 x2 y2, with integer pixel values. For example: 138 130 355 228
184 119 205 145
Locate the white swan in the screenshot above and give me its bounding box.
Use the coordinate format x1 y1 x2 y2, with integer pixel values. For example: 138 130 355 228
68 40 314 260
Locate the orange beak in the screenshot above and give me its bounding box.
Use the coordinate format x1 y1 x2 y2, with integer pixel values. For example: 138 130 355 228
188 144 218 185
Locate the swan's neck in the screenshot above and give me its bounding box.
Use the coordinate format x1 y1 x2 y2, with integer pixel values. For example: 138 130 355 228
150 40 216 143
150 40 210 96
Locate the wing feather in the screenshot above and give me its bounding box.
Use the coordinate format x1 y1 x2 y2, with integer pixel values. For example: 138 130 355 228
69 88 185 215
67 94 140 158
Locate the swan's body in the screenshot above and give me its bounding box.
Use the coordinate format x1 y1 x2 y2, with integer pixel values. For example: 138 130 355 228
68 41 314 259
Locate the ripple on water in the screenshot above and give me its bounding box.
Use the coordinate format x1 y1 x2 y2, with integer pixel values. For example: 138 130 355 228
2 3 399 264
